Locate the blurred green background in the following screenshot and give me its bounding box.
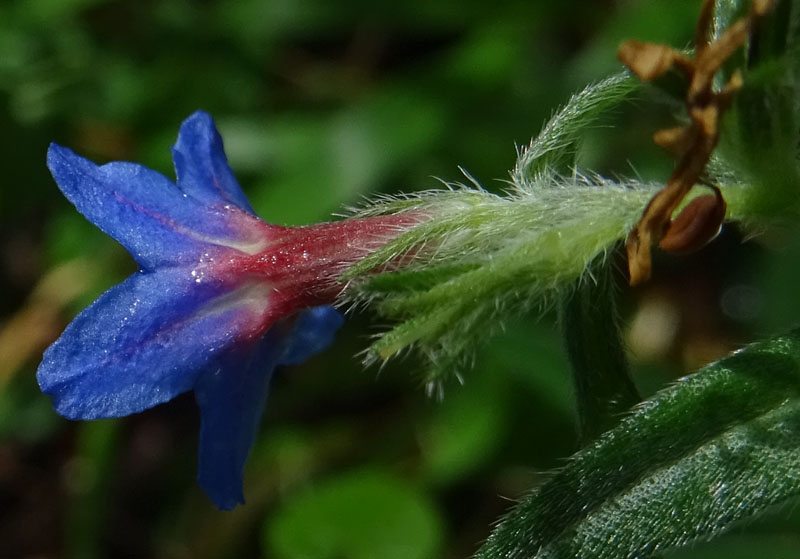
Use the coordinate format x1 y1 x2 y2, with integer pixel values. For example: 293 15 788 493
2 0 800 557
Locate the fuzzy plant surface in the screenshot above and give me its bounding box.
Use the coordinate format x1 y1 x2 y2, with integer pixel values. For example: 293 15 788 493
475 327 800 558
335 0 800 557
342 73 658 386
30 0 800 556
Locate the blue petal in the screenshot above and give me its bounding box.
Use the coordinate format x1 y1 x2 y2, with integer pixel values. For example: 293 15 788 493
194 340 278 510
194 307 344 509
171 111 256 214
47 144 267 271
36 269 271 420
279 306 345 365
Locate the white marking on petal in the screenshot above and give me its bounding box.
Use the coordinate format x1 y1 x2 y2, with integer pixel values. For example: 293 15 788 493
191 282 271 325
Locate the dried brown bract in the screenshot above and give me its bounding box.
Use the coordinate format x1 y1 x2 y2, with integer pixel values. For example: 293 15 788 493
619 0 774 285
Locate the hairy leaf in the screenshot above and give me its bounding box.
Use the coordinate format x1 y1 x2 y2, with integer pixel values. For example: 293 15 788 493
512 72 638 185
477 328 800 559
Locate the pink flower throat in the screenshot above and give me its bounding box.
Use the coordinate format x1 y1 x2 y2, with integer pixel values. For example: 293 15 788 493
205 210 424 340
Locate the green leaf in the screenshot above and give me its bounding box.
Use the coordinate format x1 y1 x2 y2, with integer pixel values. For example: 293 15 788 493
263 469 443 559
669 533 800 559
513 72 639 184
476 328 800 559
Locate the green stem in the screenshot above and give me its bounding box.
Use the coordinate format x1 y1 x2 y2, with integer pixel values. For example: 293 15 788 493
559 257 640 443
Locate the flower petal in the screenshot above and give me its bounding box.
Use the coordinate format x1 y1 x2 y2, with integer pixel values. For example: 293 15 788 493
193 340 276 510
47 144 269 270
36 268 273 420
279 306 346 365
194 306 344 509
171 111 256 214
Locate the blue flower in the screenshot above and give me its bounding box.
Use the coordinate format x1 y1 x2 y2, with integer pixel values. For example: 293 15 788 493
38 111 419 509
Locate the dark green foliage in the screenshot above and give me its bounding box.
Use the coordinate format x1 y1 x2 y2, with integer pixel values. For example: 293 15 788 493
478 328 800 558
560 259 640 442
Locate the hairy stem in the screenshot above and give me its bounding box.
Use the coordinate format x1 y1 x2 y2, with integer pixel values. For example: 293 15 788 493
559 257 640 443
